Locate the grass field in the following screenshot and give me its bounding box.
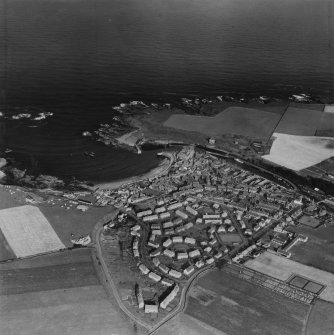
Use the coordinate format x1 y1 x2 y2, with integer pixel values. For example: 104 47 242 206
0 186 26 210
164 107 281 139
263 133 334 171
306 300 334 335
157 314 226 335
185 269 309 335
315 112 334 137
275 107 322 136
245 252 334 303
0 285 133 335
324 105 334 113
288 225 334 273
0 205 65 258
0 228 16 261
0 249 98 295
38 204 112 247
0 248 93 270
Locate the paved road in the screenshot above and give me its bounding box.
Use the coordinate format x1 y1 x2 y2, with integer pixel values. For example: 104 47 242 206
92 224 152 331
148 266 214 335
92 216 217 334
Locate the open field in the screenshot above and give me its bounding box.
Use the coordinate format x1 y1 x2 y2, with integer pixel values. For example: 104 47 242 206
157 314 226 335
38 204 112 247
0 186 26 210
0 259 99 295
0 248 94 270
275 107 322 136
0 205 65 258
263 133 334 171
117 129 141 146
288 225 334 273
164 107 281 140
315 111 334 137
0 228 16 261
289 103 324 111
324 105 334 113
0 249 98 295
0 285 133 335
184 269 309 335
245 252 334 303
306 300 334 335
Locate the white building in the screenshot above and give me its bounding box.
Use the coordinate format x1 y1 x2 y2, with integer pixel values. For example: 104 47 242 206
184 265 195 276
155 206 166 214
137 209 152 218
186 206 198 216
167 202 182 211
143 214 159 222
163 249 175 258
160 285 179 309
172 236 183 244
149 271 162 282
169 269 182 278
175 210 188 220
177 252 188 260
184 237 196 245
163 238 172 248
189 249 201 258
159 264 169 274
139 264 150 275
145 304 158 313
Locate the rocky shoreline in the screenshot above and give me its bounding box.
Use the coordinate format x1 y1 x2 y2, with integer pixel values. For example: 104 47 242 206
1 92 333 192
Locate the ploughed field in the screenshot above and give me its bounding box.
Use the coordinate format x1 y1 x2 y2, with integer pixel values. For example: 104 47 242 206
262 133 334 171
185 269 309 335
0 249 133 335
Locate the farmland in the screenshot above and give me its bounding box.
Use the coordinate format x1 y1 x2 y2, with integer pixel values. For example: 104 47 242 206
0 285 133 335
245 252 334 303
184 269 309 335
38 203 112 247
156 314 225 335
163 107 281 140
0 248 134 335
316 107 334 136
0 205 65 258
0 228 16 261
274 107 322 136
0 249 98 295
262 133 334 171
288 224 334 273
306 300 334 335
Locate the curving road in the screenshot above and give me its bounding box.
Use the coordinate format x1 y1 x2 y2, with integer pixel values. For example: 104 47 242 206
92 224 152 330
92 217 215 334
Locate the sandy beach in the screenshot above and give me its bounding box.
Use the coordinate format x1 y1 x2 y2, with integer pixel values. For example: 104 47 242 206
94 152 174 190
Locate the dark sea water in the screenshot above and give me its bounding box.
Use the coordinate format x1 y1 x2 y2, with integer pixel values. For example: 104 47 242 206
0 0 333 183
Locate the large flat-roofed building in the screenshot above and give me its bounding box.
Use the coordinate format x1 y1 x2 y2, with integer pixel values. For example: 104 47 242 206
145 304 158 314
160 285 179 309
169 269 182 279
0 205 65 258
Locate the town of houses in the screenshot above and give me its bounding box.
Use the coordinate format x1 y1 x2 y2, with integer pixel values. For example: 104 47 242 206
95 146 333 316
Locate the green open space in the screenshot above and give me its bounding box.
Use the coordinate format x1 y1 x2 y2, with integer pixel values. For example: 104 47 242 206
0 260 99 295
0 249 99 295
0 228 16 261
315 112 334 137
164 107 281 140
38 204 112 247
0 285 133 335
275 107 322 136
306 300 334 335
185 269 309 335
